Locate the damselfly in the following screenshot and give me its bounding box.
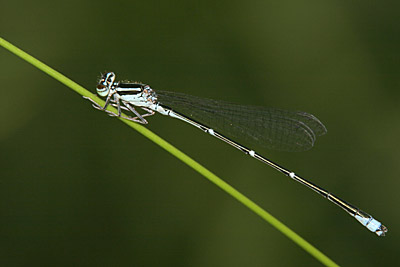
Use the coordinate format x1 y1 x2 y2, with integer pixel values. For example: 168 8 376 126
84 71 387 236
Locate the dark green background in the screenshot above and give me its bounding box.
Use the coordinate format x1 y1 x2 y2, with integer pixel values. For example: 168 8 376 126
1 1 399 266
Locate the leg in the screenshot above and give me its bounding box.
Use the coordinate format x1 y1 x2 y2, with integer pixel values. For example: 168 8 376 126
83 96 153 124
139 107 156 118
109 103 155 123
120 101 154 124
83 96 121 117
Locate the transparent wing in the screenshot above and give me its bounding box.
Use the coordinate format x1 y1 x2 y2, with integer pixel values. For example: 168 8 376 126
157 90 327 152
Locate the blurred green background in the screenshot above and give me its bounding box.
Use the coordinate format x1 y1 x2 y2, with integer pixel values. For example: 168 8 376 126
1 1 399 266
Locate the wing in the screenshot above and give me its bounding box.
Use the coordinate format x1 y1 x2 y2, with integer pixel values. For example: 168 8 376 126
157 90 327 152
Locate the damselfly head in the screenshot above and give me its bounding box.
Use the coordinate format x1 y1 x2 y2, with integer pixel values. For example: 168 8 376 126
96 72 116 97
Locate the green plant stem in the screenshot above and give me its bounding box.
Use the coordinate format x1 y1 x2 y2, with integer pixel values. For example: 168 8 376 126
0 36 339 267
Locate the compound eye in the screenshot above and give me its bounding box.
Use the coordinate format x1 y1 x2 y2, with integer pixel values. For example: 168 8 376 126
96 83 109 97
106 72 116 83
